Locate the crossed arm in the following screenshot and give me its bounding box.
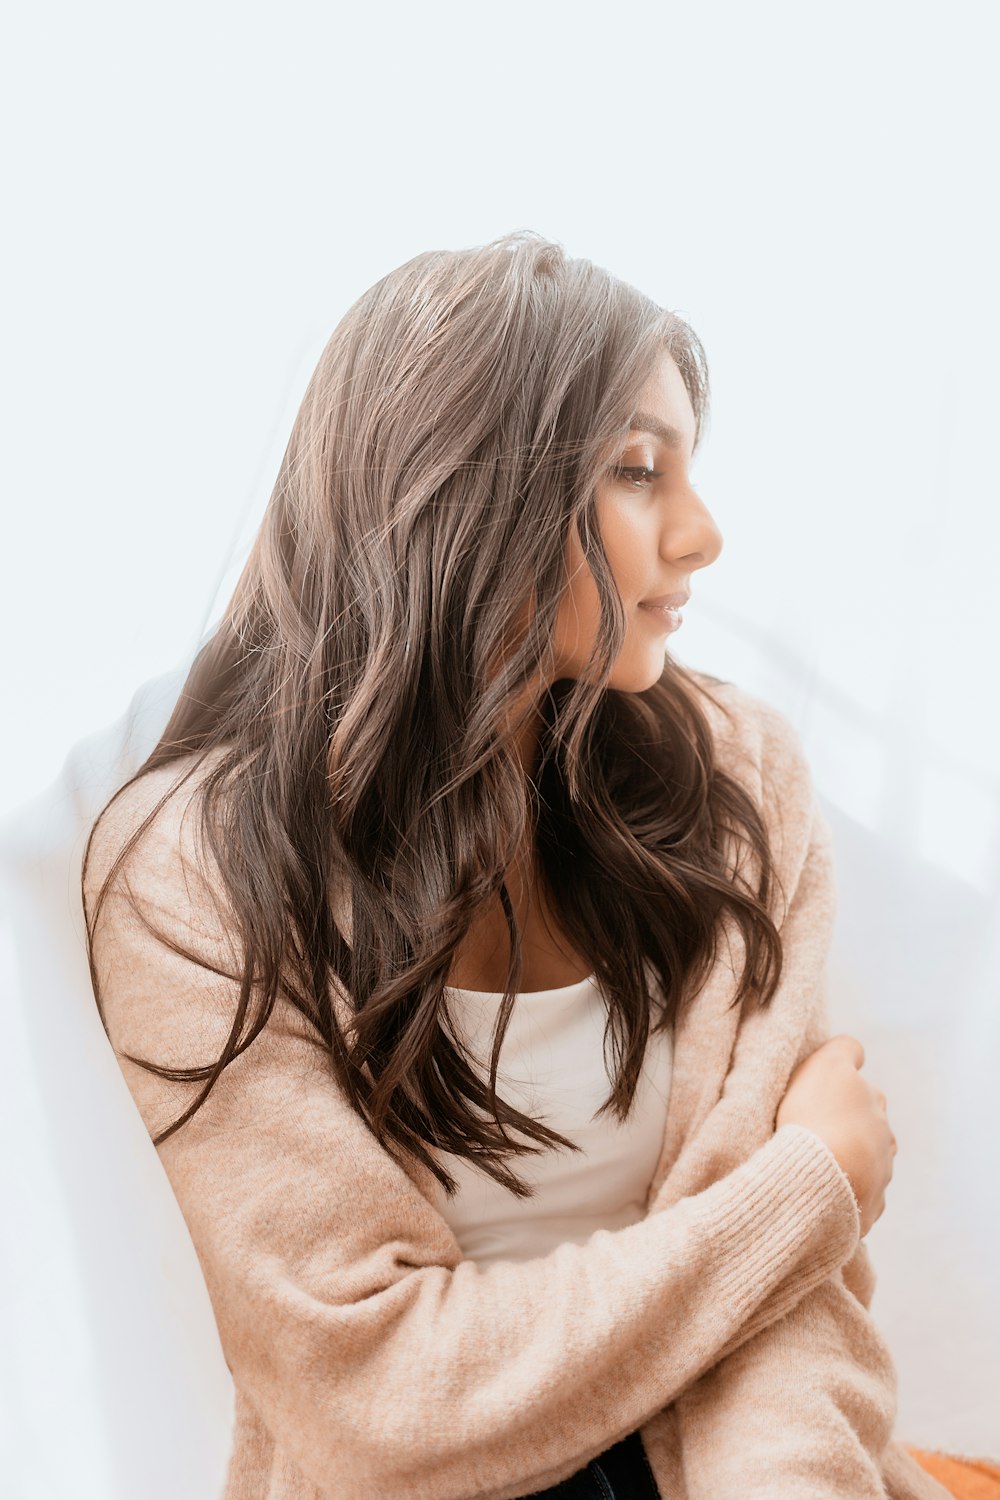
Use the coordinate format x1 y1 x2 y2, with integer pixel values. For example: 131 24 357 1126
643 697 951 1500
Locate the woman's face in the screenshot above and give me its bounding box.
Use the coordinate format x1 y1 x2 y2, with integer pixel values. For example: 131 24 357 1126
552 348 724 691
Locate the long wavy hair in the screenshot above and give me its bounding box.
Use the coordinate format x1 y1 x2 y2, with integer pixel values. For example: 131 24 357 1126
83 229 787 1198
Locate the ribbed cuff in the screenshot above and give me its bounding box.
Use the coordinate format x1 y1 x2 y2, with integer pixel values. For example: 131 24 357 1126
700 1121 863 1326
773 1122 864 1233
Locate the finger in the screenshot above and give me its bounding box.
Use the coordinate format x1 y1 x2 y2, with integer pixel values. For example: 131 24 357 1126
828 1033 865 1070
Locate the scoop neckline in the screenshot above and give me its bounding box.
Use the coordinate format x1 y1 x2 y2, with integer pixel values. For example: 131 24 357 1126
446 972 598 999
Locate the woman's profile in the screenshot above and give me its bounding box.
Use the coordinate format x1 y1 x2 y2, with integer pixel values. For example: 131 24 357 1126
81 231 951 1499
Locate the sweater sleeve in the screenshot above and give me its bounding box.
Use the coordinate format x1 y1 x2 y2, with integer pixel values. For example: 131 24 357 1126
83 769 862 1500
674 1265 954 1500
658 689 953 1500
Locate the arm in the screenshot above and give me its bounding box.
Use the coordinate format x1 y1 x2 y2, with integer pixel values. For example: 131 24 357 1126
84 772 862 1500
674 1266 898 1500
674 1178 951 1499
654 696 951 1500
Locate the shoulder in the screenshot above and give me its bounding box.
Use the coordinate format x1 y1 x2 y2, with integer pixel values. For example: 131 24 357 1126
683 670 825 897
83 748 333 1066
83 746 235 962
82 748 278 1114
685 669 814 808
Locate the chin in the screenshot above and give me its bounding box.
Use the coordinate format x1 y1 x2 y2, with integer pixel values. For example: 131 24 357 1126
608 655 670 694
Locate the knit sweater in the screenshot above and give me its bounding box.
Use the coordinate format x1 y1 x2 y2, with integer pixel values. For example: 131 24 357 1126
83 674 952 1500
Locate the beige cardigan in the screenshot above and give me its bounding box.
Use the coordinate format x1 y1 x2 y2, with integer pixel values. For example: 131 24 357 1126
84 676 952 1500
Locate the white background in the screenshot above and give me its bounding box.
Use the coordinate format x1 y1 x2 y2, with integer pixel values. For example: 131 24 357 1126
2 2 998 1496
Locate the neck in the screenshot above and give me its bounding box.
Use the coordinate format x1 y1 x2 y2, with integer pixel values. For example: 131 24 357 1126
503 682 548 784
512 713 541 780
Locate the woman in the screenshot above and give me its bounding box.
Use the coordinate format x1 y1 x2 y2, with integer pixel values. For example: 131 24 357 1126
82 231 951 1499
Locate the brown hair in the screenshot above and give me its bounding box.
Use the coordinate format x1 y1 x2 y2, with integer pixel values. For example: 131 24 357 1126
82 229 784 1197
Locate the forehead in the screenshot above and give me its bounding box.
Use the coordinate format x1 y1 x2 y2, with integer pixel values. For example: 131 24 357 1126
625 352 697 457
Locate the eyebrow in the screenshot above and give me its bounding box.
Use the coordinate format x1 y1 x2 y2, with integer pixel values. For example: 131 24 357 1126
626 412 691 452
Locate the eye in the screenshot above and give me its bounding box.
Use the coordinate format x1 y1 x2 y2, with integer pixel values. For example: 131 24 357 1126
611 465 662 489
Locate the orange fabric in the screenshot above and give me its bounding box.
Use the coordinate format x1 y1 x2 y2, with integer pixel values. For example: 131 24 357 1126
907 1446 1000 1500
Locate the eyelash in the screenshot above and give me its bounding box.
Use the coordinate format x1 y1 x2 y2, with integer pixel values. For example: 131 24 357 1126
613 465 662 489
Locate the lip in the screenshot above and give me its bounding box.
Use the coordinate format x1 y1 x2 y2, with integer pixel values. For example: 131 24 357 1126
641 590 690 608
639 601 684 634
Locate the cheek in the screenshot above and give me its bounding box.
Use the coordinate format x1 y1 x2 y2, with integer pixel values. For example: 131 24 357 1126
598 507 649 605
559 569 602 640
556 513 647 658
554 528 602 649
561 505 651 622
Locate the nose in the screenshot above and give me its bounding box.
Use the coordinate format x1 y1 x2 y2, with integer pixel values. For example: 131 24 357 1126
662 487 724 570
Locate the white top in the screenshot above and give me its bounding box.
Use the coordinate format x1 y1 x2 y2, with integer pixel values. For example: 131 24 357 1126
430 969 674 1264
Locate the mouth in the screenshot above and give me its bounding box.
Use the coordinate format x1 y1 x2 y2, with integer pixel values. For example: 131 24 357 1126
638 600 684 633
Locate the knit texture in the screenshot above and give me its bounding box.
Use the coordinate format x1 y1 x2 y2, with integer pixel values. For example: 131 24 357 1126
84 674 953 1500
